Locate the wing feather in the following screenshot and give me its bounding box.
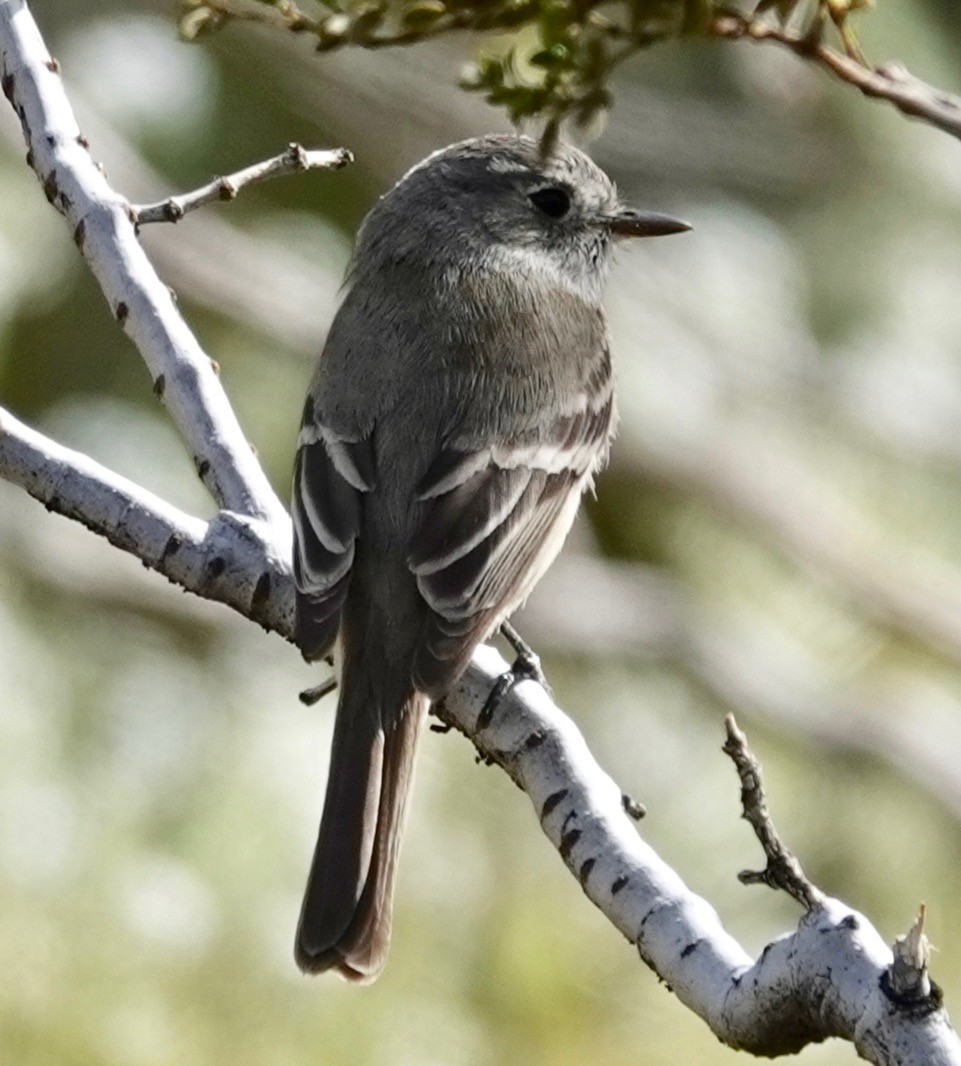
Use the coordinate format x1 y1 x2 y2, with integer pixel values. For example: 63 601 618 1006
409 466 533 575
409 392 613 697
293 425 375 662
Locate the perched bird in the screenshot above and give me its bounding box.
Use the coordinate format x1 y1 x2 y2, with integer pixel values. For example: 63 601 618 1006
291 134 689 981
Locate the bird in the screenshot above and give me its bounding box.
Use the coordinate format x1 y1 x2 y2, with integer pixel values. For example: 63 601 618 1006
290 133 690 982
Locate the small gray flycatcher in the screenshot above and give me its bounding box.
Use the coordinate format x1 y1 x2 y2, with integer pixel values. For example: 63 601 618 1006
291 133 690 982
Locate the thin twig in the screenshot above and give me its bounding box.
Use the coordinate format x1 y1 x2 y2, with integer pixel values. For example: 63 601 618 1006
180 0 324 34
722 714 822 909
132 143 352 226
710 13 961 142
180 0 475 51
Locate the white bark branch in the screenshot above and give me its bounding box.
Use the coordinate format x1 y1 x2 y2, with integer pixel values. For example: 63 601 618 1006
0 0 289 529
1 1 959 1062
9 93 342 352
438 648 961 1064
0 403 294 635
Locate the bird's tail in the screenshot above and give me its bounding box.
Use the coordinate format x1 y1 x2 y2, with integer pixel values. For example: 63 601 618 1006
295 656 427 983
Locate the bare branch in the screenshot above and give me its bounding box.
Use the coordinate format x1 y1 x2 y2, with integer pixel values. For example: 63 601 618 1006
132 143 353 226
3 400 958 1060
0 94 345 353
711 13 961 142
0 403 294 636
0 0 289 528
5 392 957 1060
437 648 961 1064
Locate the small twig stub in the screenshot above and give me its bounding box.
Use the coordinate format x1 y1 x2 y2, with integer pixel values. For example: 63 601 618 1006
883 904 942 1014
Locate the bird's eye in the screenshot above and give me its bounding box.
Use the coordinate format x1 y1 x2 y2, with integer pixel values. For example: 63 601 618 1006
529 187 571 219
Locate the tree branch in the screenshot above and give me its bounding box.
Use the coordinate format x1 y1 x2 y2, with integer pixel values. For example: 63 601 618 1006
710 12 961 143
0 403 294 636
131 142 353 225
722 715 822 909
178 0 961 145
0 0 292 528
0 91 344 353
436 648 960 1064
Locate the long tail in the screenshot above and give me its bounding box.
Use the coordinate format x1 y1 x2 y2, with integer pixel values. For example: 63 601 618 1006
295 660 427 983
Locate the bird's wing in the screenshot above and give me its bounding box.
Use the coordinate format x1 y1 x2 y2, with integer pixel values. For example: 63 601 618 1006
408 392 613 697
292 402 376 662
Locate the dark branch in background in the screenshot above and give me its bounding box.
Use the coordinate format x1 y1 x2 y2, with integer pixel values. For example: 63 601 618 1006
176 0 961 147
709 10 961 142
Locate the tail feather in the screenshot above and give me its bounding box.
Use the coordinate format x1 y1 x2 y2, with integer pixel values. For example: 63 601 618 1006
295 672 427 982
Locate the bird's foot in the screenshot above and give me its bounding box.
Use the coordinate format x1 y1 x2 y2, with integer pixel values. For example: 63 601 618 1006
479 622 550 728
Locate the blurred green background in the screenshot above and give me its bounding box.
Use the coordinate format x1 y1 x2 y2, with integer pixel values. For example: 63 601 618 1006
2 2 961 1063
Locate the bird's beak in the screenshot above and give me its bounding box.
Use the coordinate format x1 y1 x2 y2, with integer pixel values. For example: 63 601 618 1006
605 208 692 239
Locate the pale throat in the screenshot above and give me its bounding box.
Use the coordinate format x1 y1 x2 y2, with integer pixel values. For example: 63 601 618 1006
479 240 609 305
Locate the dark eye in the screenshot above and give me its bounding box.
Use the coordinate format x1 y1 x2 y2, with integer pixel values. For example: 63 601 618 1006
529 187 571 219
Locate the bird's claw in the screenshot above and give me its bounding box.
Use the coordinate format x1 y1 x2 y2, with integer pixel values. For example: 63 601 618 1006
479 622 550 727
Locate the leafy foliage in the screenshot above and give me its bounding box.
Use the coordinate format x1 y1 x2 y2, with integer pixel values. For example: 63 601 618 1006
177 0 873 138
